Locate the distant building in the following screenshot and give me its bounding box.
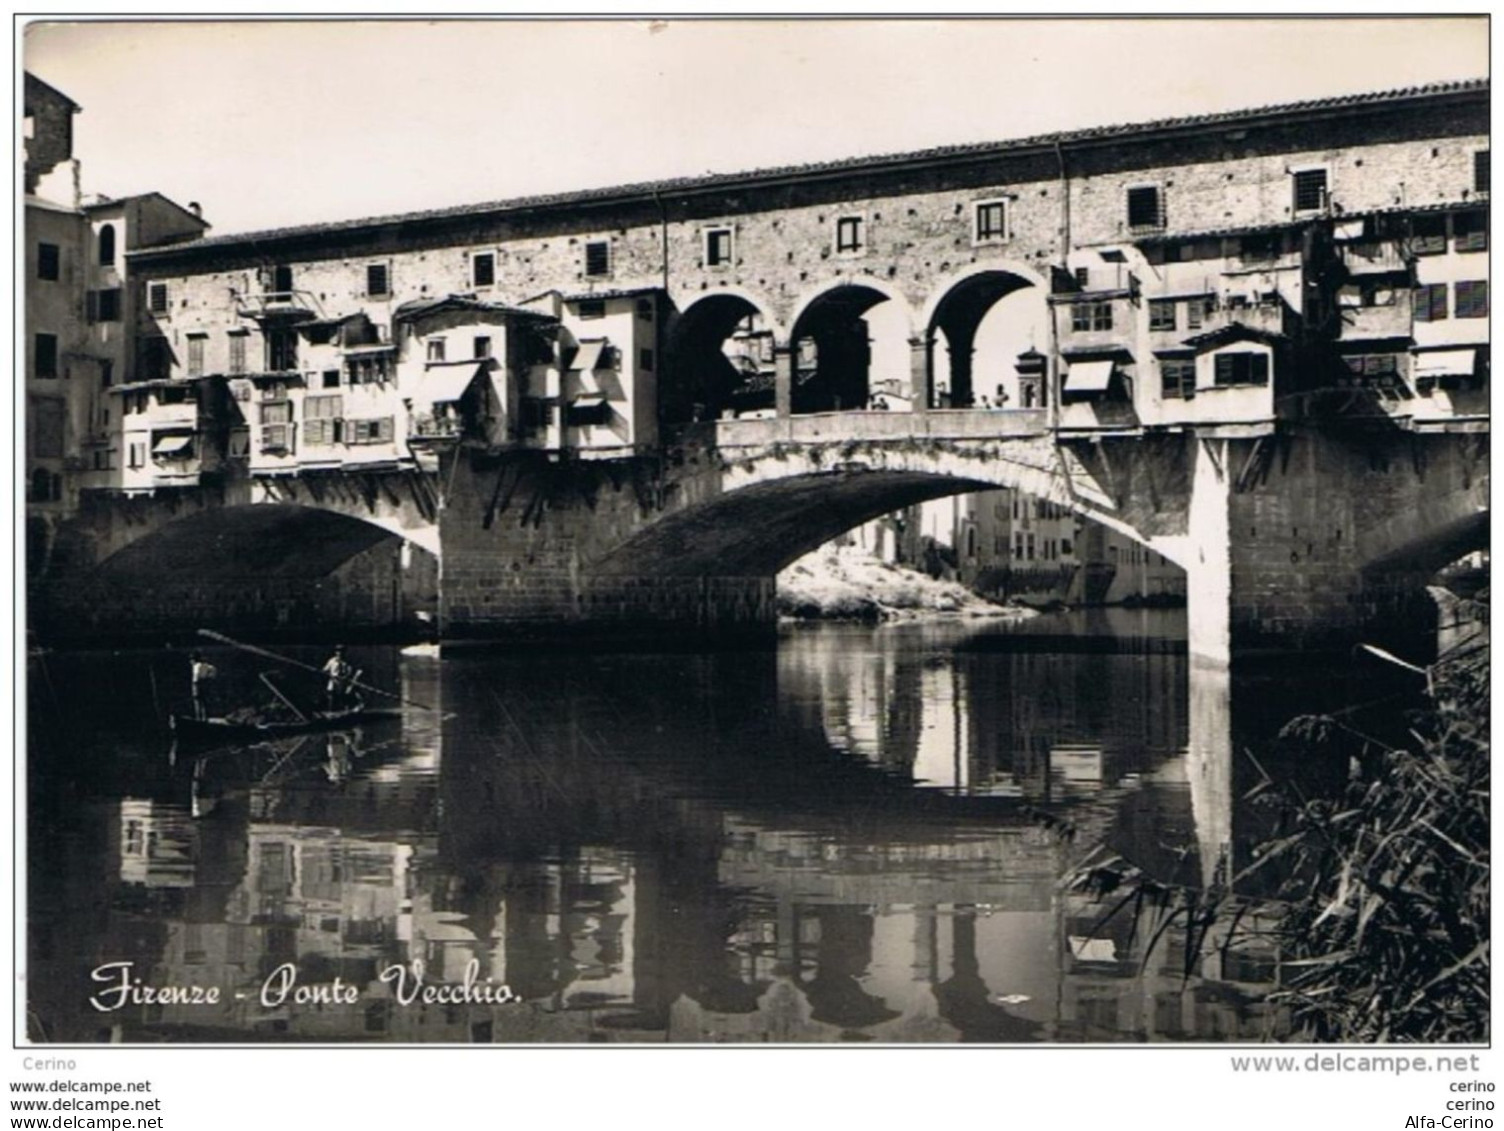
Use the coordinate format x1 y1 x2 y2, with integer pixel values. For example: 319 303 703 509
24 73 207 527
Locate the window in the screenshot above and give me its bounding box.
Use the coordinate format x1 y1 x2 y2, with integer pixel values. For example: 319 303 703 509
578 300 605 319
98 224 116 267
636 298 655 322
1160 358 1196 399
37 242 60 281
1411 214 1447 256
366 262 391 298
639 348 654 371
705 227 733 267
186 335 206 378
835 216 864 253
1073 266 1090 289
267 329 298 372
1213 352 1270 386
32 398 64 457
426 338 447 363
259 401 292 425
228 332 248 375
1341 354 1400 385
34 333 58 379
1292 168 1327 213
347 354 393 385
1071 300 1113 332
1413 283 1449 322
1186 296 1213 330
321 369 340 389
304 395 344 445
1453 210 1488 253
96 288 121 322
1149 300 1177 332
1126 185 1164 231
346 417 395 444
1476 150 1490 195
974 200 1007 242
1455 280 1488 319
584 241 610 277
471 251 496 288
100 360 113 388
474 336 492 359
148 282 169 315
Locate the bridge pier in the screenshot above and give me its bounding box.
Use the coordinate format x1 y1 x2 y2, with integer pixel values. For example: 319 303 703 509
1173 427 1488 668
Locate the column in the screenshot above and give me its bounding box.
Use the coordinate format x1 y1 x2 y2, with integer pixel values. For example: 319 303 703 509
773 344 794 419
907 335 932 414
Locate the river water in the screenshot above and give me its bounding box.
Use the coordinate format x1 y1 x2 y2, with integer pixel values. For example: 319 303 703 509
27 609 1377 1043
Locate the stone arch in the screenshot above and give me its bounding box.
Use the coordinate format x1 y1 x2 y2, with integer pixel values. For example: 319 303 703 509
920 262 1050 409
94 503 413 579
662 288 783 426
787 277 915 414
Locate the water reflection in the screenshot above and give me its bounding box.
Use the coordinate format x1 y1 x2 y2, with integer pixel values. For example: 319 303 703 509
28 614 1295 1043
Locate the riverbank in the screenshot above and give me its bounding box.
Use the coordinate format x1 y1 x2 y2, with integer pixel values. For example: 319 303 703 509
776 545 1032 623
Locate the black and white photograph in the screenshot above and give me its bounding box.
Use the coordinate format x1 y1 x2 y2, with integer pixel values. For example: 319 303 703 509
14 11 1491 1110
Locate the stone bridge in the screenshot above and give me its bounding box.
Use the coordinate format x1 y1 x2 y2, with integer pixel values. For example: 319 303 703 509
33 404 1488 663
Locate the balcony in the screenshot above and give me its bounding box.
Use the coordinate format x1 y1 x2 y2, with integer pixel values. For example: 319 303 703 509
1336 298 1413 343
1341 241 1409 276
235 290 326 323
408 412 465 445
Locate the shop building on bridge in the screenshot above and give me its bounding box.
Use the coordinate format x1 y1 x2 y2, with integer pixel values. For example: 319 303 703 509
35 76 1476 505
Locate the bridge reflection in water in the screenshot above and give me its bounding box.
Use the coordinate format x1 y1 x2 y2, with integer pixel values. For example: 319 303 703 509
28 612 1307 1044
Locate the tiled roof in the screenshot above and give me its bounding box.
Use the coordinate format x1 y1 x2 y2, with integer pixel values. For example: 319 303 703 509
132 78 1487 258
394 295 556 322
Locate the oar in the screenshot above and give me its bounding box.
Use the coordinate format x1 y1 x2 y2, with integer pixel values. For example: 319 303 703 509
196 629 436 712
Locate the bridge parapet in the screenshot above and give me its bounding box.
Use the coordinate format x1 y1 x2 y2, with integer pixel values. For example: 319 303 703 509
704 408 1051 451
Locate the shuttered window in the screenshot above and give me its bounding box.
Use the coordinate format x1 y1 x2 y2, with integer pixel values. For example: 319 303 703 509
1213 352 1269 386
1413 283 1449 322
1455 280 1489 319
346 417 395 444
1160 359 1196 399
1453 211 1488 253
1126 185 1164 231
1411 214 1448 256
1475 150 1490 194
366 262 390 298
472 252 495 288
1149 300 1177 331
584 241 610 277
1292 169 1327 213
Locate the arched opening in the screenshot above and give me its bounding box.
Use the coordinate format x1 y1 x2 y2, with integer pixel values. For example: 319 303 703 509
790 284 907 414
88 504 439 639
97 223 116 268
662 293 778 427
928 271 1047 409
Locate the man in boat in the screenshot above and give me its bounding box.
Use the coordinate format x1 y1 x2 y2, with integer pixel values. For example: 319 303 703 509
189 651 218 721
322 645 357 712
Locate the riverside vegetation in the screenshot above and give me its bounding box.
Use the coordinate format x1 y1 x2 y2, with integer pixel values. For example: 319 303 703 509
1068 596 1489 1043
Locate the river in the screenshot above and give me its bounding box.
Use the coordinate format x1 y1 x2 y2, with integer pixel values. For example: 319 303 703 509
26 609 1393 1043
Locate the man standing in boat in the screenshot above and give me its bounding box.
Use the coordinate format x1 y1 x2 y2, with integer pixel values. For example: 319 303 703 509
323 645 357 712
189 651 218 720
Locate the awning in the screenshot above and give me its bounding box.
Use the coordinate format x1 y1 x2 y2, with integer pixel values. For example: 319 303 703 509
570 390 608 405
1063 359 1115 393
572 338 607 373
1413 349 1476 379
152 433 194 456
424 364 484 404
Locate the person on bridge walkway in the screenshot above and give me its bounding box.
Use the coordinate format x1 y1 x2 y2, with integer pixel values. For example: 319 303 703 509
323 646 358 712
189 651 218 721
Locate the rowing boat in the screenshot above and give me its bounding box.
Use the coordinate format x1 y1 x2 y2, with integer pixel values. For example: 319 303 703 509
169 706 401 747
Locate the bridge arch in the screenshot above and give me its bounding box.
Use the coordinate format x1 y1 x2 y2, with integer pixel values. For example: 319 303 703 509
920 262 1050 410
788 277 915 415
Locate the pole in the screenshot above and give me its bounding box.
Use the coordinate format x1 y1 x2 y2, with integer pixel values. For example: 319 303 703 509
196 629 436 712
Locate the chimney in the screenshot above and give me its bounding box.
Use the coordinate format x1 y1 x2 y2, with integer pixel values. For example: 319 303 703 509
189 201 202 218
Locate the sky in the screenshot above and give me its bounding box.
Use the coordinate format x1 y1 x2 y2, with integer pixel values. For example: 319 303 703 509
21 17 1491 237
